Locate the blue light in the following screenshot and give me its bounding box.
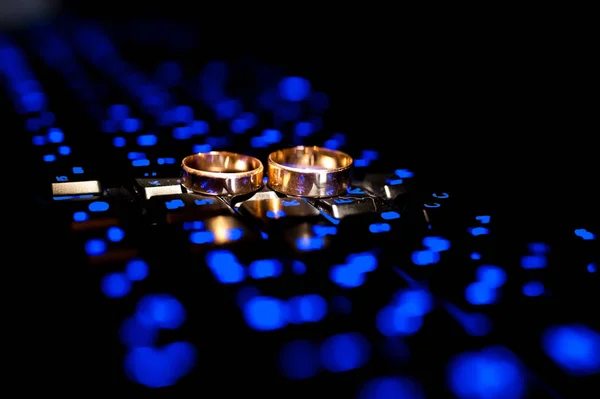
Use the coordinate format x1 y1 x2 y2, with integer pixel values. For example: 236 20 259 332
89 201 109 212
468 227 489 236
47 128 64 143
423 236 450 251
394 289 434 316
107 226 125 242
32 136 45 145
465 282 497 305
346 252 377 272
85 239 107 256
108 104 129 120
294 121 314 137
192 144 212 153
292 260 307 274
101 272 131 298
470 252 481 260
262 129 282 144
126 259 149 281
124 341 196 388
135 294 186 329
43 154 56 162
319 332 370 372
288 294 327 323
588 263 597 273
243 296 287 331
73 211 88 222
411 250 440 266
190 120 209 135
278 77 311 102
542 324 600 376
58 146 71 155
330 265 366 288
132 159 150 167
574 228 595 240
521 255 547 269
279 340 319 380
296 237 324 251
381 211 400 220
522 281 544 297
205 249 244 283
123 118 140 132
447 346 525 399
376 306 423 337
137 134 158 146
476 265 507 288
358 377 425 399
248 259 283 279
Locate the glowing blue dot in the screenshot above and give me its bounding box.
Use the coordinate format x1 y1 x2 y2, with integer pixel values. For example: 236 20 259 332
423 236 450 251
192 144 212 153
470 252 481 260
465 282 497 305
588 263 597 273
542 324 600 376
47 128 64 143
101 272 131 298
476 265 507 288
243 296 286 331
58 145 71 155
320 332 370 372
89 201 109 212
123 118 140 132
411 250 440 266
107 226 125 242
278 77 311 102
521 255 547 269
137 134 158 146
262 129 282 144
447 347 525 399
294 121 314 136
113 137 126 147
522 281 544 297
43 154 56 162
32 136 45 145
73 211 88 222
85 239 107 256
135 294 186 329
126 259 149 281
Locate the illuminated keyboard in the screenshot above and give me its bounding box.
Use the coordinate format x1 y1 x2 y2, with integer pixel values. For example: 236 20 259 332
2 15 599 398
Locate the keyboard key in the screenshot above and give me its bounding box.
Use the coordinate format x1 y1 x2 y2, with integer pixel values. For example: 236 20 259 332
359 173 414 201
147 193 233 224
49 164 102 197
239 197 322 231
307 186 392 219
134 177 183 199
188 215 262 252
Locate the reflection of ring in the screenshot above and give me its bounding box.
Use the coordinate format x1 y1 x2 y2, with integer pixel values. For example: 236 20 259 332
267 146 353 198
181 151 264 196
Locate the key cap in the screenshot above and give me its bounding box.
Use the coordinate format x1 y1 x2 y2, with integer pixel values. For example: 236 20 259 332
146 193 233 224
239 197 322 231
53 197 134 232
306 186 392 219
187 215 262 253
49 164 102 197
359 173 414 202
134 177 183 199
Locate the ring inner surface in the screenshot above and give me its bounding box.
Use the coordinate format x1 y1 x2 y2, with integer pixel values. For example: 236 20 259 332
272 147 351 171
186 152 260 173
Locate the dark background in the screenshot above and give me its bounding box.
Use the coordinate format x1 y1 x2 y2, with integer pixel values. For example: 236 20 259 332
5 1 597 393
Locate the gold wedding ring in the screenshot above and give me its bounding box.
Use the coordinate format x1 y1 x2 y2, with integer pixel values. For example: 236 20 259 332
181 151 264 195
267 146 353 197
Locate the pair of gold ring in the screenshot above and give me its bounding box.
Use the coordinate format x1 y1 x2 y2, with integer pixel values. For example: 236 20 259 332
181 146 353 198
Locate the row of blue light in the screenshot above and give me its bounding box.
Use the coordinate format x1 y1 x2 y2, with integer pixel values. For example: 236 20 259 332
120 293 197 388
0 36 73 164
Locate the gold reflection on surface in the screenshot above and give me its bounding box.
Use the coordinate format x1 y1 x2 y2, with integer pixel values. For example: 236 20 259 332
183 151 262 174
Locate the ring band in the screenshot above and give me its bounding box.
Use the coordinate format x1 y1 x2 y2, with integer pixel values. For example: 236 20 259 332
267 146 353 198
181 151 264 196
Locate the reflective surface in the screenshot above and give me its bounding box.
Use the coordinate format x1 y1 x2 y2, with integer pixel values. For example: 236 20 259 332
268 146 353 197
181 152 264 195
